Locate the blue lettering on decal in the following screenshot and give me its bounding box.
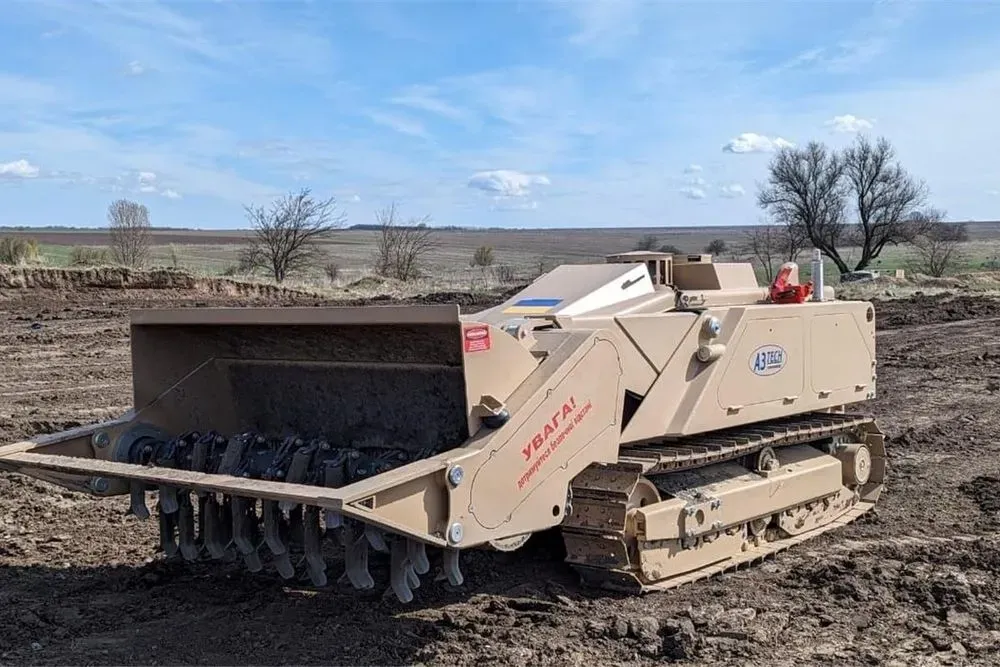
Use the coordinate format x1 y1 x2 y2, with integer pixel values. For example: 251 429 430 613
749 344 786 376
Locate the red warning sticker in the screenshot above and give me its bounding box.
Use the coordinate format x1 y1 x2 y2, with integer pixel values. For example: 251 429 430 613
464 325 491 353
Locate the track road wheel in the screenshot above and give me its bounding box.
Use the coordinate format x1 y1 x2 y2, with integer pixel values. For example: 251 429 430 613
747 515 772 538
565 416 887 593
755 447 779 473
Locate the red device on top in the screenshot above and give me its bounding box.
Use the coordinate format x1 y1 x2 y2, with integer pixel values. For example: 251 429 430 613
769 262 813 304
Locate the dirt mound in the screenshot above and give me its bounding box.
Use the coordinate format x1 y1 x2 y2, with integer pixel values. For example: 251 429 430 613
0 266 317 299
960 477 1000 514
335 287 522 310
347 275 389 290
872 292 1000 330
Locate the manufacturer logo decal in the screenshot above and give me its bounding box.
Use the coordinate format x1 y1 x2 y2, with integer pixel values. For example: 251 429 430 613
749 344 786 376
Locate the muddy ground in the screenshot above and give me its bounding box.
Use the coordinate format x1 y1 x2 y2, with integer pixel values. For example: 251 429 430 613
3 284 1000 666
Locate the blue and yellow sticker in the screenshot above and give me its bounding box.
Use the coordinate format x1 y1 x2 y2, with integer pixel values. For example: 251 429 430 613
503 297 562 315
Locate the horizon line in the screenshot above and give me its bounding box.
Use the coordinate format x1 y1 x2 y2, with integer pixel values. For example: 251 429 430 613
0 220 991 234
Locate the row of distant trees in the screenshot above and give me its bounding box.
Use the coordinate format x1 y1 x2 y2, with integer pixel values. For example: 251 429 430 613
104 133 967 283
105 190 439 284
634 134 967 278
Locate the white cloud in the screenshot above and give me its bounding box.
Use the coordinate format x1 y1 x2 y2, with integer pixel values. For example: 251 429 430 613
825 114 874 133
389 85 469 123
0 159 40 178
722 133 794 154
367 111 428 139
764 47 825 76
350 193 361 203
139 184 157 193
161 188 181 199
3 0 999 228
719 183 746 198
125 60 146 76
138 171 157 184
988 189 1000 196
468 169 550 197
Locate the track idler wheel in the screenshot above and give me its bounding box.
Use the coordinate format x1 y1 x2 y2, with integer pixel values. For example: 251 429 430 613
835 443 872 486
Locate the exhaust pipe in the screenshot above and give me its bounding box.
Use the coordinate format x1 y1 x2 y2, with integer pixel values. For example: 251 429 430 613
811 248 824 302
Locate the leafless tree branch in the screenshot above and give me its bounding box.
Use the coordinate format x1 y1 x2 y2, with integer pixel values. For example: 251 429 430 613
241 188 346 283
756 141 850 273
372 202 436 281
107 199 152 268
757 135 929 274
907 207 967 277
740 220 808 283
842 134 928 269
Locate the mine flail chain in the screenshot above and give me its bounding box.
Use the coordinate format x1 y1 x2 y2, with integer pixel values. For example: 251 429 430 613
121 429 459 603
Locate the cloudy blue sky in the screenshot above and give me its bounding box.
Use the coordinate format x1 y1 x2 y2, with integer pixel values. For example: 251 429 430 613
1 0 999 229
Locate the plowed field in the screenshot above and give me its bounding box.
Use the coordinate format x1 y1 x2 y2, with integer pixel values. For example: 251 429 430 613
3 282 1000 666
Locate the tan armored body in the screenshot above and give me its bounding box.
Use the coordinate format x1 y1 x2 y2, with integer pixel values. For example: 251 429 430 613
0 251 883 601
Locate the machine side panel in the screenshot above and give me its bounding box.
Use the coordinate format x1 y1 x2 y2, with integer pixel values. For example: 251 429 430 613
716 316 805 409
810 312 876 394
620 301 876 442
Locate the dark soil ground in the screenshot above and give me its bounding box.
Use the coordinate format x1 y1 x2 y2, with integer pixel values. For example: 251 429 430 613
2 284 1000 666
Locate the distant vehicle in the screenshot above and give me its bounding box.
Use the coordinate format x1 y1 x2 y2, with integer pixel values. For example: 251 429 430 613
840 270 880 283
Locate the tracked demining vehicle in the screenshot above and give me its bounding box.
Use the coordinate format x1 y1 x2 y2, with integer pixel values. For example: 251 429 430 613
0 251 883 602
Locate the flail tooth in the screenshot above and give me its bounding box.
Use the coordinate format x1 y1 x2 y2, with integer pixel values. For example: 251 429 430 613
303 505 327 586
389 539 415 603
158 485 179 514
177 493 199 561
113 430 461 603
443 548 464 586
231 496 262 573
202 495 227 559
365 525 388 553
344 527 375 590
129 482 149 520
158 503 178 558
407 539 430 575
262 500 286 556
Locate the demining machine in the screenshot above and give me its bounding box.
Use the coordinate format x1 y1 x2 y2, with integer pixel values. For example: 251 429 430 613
0 250 883 602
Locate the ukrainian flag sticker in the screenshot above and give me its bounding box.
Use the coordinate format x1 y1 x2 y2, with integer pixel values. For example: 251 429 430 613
503 297 563 315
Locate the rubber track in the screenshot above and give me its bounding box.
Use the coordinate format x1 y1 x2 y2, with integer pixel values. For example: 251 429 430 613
616 411 872 474
562 411 878 592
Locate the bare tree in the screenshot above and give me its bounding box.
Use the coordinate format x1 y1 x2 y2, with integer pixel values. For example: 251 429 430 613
704 239 728 255
107 199 152 268
241 188 346 283
740 222 808 283
634 234 659 251
757 135 929 274
842 135 928 270
907 207 968 277
756 141 850 273
237 243 265 275
372 202 436 281
471 245 494 268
